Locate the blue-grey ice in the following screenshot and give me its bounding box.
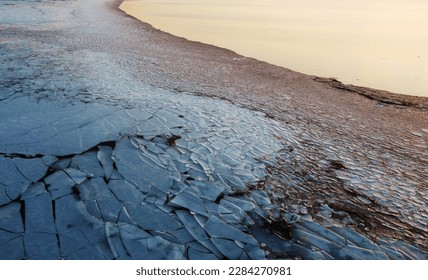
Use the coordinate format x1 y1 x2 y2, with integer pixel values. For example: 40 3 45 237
25 193 56 234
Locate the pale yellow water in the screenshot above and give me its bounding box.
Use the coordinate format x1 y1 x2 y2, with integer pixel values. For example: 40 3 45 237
120 0 428 97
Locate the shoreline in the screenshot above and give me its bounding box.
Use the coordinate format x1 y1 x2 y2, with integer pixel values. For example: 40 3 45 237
116 0 428 102
112 0 428 251
0 0 427 259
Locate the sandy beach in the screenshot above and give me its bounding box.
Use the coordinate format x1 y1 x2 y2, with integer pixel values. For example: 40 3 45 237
0 0 427 259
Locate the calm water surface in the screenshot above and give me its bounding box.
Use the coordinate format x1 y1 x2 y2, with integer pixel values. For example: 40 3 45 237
120 0 428 97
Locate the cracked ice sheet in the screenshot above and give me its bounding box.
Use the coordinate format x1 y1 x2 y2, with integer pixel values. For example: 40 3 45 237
0 1 297 260
0 97 142 155
0 50 290 259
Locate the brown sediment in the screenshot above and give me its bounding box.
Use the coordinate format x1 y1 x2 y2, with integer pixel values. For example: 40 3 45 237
109 0 427 251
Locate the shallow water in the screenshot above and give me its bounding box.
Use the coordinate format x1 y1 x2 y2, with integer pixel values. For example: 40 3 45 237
120 0 428 97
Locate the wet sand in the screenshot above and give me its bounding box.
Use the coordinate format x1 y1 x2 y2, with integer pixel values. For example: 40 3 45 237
0 0 427 259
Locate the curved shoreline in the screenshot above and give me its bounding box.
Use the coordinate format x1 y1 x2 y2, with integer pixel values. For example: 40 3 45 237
0 0 427 259
109 0 428 250
115 0 428 105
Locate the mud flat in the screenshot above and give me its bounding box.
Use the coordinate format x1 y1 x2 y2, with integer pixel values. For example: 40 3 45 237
0 0 427 259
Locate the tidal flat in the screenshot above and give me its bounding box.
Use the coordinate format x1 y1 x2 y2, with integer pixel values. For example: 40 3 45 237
0 0 427 260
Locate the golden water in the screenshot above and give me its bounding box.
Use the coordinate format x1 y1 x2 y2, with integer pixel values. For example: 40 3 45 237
120 0 428 97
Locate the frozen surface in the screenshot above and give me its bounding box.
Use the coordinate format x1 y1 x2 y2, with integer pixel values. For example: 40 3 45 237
0 0 427 259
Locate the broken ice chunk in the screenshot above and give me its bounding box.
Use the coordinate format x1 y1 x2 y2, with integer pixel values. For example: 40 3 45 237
210 141 228 151
249 225 295 256
0 156 30 187
176 210 210 243
70 151 104 177
55 195 112 259
333 247 366 260
0 202 24 233
295 222 346 246
204 201 233 217
344 245 388 260
25 192 56 234
117 207 133 224
218 153 242 167
91 178 122 222
219 213 245 226
249 225 327 259
12 157 48 183
391 240 428 260
109 169 124 180
97 145 114 180
113 139 172 193
44 170 76 200
5 184 29 201
105 223 131 260
211 238 243 259
66 244 109 260
188 248 219 260
204 216 258 245
186 167 210 181
149 231 179 244
125 203 182 231
170 188 208 216
51 158 72 170
249 205 270 224
119 223 152 243
41 155 58 167
330 227 381 252
149 236 186 259
187 240 212 253
0 187 11 206
64 168 89 185
0 232 25 260
120 224 184 260
146 186 169 205
23 233 61 260
379 244 406 260
243 244 265 260
82 200 102 220
291 228 342 256
21 182 46 200
221 174 246 190
250 190 271 206
223 196 255 212
139 117 169 139
188 180 225 201
176 210 223 257
108 180 145 203
75 179 95 200
154 110 185 129
283 213 300 224
219 199 245 221
170 227 196 244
